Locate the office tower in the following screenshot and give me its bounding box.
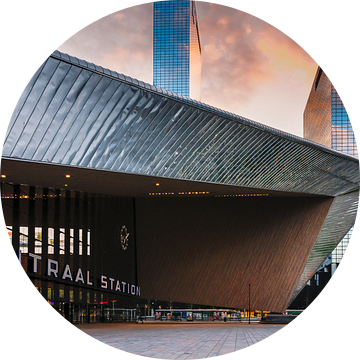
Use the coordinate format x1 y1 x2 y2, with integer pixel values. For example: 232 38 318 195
304 67 357 157
330 79 357 269
153 0 201 100
288 66 359 309
331 84 358 157
304 67 358 269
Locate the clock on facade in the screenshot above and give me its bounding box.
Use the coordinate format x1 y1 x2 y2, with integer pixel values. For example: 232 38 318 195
119 225 129 251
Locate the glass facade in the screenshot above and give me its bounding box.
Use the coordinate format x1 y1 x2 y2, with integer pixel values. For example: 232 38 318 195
303 67 359 158
331 85 357 266
303 68 358 268
1 182 139 323
290 66 359 308
331 85 358 157
332 227 352 265
153 0 201 100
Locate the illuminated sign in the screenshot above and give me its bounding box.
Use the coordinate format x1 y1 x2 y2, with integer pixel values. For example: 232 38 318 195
27 252 140 297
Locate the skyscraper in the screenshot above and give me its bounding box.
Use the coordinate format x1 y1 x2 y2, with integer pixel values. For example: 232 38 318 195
304 67 358 158
331 83 358 157
153 0 201 100
304 67 358 269
290 67 358 309
330 82 357 269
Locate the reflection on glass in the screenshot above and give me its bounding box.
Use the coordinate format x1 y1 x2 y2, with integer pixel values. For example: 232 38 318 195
20 226 28 253
153 1 201 100
79 229 83 255
331 85 358 157
35 227 42 254
48 228 54 254
60 228 65 255
6 226 12 242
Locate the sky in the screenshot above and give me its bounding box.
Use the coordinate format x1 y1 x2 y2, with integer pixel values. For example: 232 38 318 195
58 1 318 137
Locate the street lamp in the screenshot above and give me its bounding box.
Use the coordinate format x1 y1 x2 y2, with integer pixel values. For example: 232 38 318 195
248 283 251 324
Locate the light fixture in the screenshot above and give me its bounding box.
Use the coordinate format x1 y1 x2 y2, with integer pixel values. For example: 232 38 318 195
148 191 210 196
215 193 269 197
155 183 160 186
1 174 6 178
65 174 71 178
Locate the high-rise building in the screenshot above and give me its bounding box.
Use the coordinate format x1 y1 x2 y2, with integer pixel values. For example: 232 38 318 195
153 0 201 100
304 67 358 157
330 76 357 270
331 84 358 157
290 67 358 309
304 66 358 269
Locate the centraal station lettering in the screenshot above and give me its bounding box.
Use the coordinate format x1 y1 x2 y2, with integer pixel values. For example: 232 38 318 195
28 253 140 297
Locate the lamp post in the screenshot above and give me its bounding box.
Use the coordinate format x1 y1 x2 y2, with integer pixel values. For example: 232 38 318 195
248 283 251 324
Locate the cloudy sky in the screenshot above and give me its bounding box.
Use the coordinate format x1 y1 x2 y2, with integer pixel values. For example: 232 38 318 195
58 1 317 137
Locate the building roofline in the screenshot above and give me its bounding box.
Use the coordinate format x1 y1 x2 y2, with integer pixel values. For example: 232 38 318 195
51 50 359 165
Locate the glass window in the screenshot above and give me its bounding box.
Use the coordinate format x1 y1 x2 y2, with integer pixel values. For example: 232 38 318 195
79 229 83 255
87 229 91 255
153 0 200 100
60 228 65 254
48 228 54 254
35 227 42 254
70 228 74 255
19 226 28 254
6 226 12 242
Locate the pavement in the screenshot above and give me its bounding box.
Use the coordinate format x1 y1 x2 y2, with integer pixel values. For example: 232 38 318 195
75 321 285 358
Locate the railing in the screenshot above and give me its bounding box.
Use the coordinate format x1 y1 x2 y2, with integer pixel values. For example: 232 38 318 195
260 315 297 324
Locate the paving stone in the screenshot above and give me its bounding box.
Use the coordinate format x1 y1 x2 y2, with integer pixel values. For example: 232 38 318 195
76 322 285 358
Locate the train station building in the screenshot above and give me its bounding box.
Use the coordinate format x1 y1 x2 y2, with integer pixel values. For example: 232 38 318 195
1 51 358 323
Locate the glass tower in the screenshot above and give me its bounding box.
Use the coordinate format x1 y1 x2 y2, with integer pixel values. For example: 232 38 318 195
153 0 201 100
331 85 357 267
304 67 358 270
331 85 358 157
289 67 358 309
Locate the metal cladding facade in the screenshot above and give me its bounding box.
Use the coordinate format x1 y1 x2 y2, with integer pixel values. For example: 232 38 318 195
136 196 333 311
303 67 332 148
300 66 358 303
4 51 358 197
2 51 359 312
303 66 358 157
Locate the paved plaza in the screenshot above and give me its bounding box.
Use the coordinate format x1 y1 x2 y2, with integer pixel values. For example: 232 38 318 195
76 322 285 358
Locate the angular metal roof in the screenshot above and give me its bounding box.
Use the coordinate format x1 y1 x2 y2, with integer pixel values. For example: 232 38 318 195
3 51 359 197
289 189 358 304
2 51 359 303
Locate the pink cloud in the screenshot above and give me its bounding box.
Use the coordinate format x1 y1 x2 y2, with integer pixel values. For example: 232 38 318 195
58 3 153 81
57 1 318 135
196 2 316 125
198 2 270 111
